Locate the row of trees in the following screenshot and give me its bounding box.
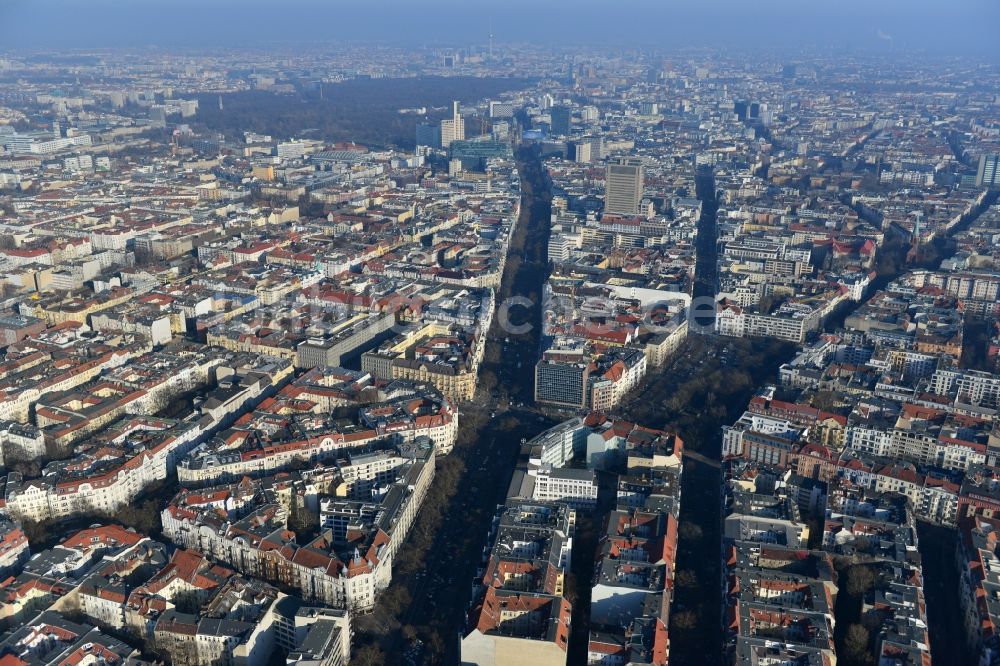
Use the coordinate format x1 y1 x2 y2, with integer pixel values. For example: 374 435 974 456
621 335 795 452
614 335 796 666
835 563 880 666
348 148 554 664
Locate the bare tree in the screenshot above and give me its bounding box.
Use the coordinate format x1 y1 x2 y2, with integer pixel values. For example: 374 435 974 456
843 624 871 664
351 644 386 666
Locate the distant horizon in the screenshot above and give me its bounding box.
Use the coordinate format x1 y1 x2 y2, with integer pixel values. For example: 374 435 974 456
1 0 998 59
3 42 995 58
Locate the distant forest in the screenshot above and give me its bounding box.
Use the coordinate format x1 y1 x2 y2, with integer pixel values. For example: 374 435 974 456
193 76 533 149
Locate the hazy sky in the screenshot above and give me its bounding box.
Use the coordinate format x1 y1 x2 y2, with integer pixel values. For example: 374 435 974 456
1 0 998 57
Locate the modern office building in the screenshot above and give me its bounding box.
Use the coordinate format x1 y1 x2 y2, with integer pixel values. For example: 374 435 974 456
441 101 465 148
416 122 441 148
276 141 307 159
281 606 352 666
489 101 514 119
295 311 396 369
549 105 571 136
535 350 590 408
450 139 512 171
604 157 644 216
522 466 598 509
976 153 1000 187
570 141 591 163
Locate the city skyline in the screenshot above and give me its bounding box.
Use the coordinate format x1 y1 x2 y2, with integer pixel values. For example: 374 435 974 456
0 10 999 666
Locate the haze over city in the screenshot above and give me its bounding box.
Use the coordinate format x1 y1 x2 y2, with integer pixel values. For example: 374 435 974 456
1 0 998 54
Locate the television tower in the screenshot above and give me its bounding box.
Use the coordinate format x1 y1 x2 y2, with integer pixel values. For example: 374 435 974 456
489 18 494 65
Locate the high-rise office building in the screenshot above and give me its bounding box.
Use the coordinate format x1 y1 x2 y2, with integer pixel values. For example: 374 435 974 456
638 102 659 116
149 107 167 128
489 101 514 119
733 100 749 120
604 157 644 216
550 105 571 136
440 101 465 148
535 353 590 408
583 137 605 161
416 122 441 149
976 153 1000 187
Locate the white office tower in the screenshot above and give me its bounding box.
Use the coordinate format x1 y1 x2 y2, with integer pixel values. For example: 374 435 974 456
604 158 644 216
441 100 465 148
